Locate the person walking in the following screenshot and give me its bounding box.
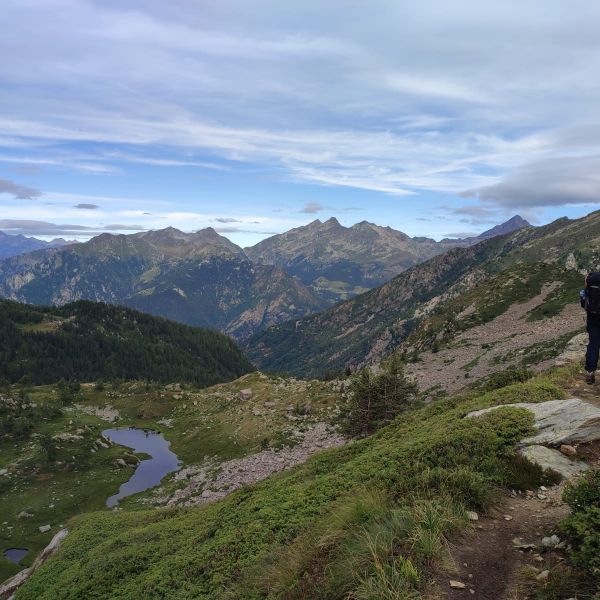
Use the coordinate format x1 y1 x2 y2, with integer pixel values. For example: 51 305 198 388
581 272 600 384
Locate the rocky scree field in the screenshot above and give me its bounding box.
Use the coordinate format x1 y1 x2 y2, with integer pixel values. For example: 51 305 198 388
401 262 586 394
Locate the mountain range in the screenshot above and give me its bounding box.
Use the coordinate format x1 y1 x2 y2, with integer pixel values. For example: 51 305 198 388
245 215 530 302
0 215 530 339
246 210 599 377
0 231 74 259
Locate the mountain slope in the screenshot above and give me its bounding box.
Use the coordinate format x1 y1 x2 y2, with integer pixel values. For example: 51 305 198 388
0 228 325 340
245 216 530 303
246 210 599 378
12 376 566 599
0 299 253 385
0 231 73 259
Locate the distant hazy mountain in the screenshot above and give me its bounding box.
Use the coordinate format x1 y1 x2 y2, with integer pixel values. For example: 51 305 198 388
476 214 531 239
0 227 325 340
0 230 74 259
245 215 531 303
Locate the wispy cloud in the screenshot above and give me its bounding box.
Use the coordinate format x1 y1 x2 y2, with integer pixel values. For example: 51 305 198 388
0 177 40 200
0 219 143 236
1 0 600 226
74 203 99 209
300 202 324 214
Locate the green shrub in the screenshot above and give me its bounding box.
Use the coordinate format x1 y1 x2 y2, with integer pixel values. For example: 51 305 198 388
561 507 600 584
341 355 418 436
504 453 562 491
563 469 600 512
561 470 600 585
477 367 534 392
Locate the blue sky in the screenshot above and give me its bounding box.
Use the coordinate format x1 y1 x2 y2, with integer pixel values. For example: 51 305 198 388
1 0 600 246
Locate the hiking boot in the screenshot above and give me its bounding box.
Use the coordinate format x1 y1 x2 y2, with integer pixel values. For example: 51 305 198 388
585 371 596 385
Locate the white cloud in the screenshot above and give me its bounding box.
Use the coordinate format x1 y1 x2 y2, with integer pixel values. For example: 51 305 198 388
2 0 600 212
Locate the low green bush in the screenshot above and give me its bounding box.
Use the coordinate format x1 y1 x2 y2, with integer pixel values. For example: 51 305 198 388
504 453 562 491
563 469 600 512
477 367 534 392
561 470 600 586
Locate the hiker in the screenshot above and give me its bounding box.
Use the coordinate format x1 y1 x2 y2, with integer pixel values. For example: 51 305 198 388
580 272 600 384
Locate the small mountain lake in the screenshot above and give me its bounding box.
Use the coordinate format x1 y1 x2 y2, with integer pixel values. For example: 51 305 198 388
4 548 28 564
103 428 180 508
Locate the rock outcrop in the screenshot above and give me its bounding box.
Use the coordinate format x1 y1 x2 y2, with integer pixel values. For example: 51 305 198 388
554 332 588 366
468 398 600 446
519 445 589 479
0 529 68 599
467 398 600 479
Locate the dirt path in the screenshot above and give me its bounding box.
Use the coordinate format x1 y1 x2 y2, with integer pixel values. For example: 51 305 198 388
428 487 569 599
428 432 599 600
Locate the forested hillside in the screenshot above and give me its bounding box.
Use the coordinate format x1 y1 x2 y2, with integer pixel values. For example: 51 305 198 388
0 300 253 385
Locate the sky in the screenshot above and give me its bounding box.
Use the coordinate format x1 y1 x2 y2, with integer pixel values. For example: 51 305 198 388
1 0 600 246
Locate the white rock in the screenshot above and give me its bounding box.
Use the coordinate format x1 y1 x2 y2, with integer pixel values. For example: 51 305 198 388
467 398 600 447
542 534 561 548
38 524 51 533
536 570 550 581
519 445 589 480
449 580 466 589
466 511 479 521
512 537 536 550
239 388 253 401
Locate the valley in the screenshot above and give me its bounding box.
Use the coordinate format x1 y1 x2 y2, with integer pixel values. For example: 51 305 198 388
0 211 598 600
0 215 529 340
0 373 343 584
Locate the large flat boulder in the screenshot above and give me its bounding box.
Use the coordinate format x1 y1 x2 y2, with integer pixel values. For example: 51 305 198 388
518 445 589 479
467 398 600 446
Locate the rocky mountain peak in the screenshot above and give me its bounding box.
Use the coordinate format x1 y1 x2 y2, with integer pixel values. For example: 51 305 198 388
478 215 531 240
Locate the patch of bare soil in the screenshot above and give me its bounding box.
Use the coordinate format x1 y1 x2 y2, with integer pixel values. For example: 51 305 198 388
407 284 585 394
427 487 569 600
574 439 600 467
566 376 600 410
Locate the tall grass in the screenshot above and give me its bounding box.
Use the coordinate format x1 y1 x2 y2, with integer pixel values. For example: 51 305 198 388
254 491 465 599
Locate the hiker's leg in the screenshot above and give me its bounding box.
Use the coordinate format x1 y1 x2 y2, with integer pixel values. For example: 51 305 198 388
585 320 600 372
